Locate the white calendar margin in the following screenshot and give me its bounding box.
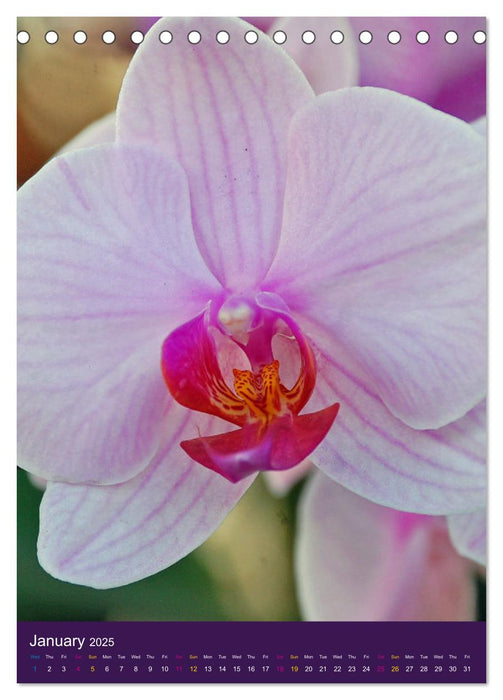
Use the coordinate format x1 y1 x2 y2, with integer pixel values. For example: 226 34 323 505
5 0 500 698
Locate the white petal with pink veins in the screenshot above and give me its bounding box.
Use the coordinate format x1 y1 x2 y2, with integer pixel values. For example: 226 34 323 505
38 410 254 588
268 17 359 94
308 330 486 514
18 143 220 484
118 16 314 291
268 88 486 430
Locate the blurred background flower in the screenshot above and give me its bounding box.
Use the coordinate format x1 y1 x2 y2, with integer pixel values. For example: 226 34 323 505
18 466 304 621
349 17 486 121
18 466 486 622
269 16 486 121
295 473 480 621
17 17 157 185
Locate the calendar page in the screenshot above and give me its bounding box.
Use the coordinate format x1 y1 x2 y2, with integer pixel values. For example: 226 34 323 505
17 15 487 685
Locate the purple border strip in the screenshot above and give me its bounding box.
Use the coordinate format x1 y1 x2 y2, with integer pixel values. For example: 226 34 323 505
18 621 486 683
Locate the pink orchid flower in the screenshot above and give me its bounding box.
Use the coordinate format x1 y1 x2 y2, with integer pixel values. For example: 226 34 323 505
271 16 486 121
268 114 488 570
18 17 486 588
266 19 488 568
296 473 477 621
447 508 486 567
350 17 486 122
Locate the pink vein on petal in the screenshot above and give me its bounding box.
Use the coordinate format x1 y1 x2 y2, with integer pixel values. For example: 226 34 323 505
206 41 288 276
57 404 192 567
197 44 246 270
205 44 262 266
57 160 92 212
179 48 226 278
317 352 485 479
61 467 212 575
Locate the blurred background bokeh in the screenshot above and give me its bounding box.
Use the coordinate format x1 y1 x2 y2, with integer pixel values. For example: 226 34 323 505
18 469 303 621
17 17 152 186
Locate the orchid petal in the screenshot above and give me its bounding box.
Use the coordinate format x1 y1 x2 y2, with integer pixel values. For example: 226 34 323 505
37 409 253 588
256 291 317 413
181 404 339 482
267 88 486 429
296 472 476 620
308 332 486 514
472 116 487 137
117 16 314 291
350 17 486 121
58 112 116 154
18 143 220 484
162 310 248 427
269 17 359 93
242 17 275 32
447 509 487 566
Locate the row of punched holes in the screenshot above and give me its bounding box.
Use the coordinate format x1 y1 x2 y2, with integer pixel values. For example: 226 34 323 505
17 28 487 46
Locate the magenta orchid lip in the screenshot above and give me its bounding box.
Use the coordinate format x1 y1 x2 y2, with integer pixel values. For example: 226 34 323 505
161 293 339 482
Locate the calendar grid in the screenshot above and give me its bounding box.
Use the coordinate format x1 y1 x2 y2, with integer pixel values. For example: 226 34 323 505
18 621 486 683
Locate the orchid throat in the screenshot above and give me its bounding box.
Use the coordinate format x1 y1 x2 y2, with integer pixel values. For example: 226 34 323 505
161 292 339 483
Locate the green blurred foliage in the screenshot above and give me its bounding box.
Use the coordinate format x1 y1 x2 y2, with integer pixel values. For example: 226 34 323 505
17 469 302 622
18 468 484 622
476 574 486 621
18 469 231 621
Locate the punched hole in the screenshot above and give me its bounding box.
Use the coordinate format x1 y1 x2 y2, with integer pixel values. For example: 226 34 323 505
102 30 116 44
244 30 258 44
45 30 59 44
159 30 173 44
188 30 201 44
330 30 344 44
